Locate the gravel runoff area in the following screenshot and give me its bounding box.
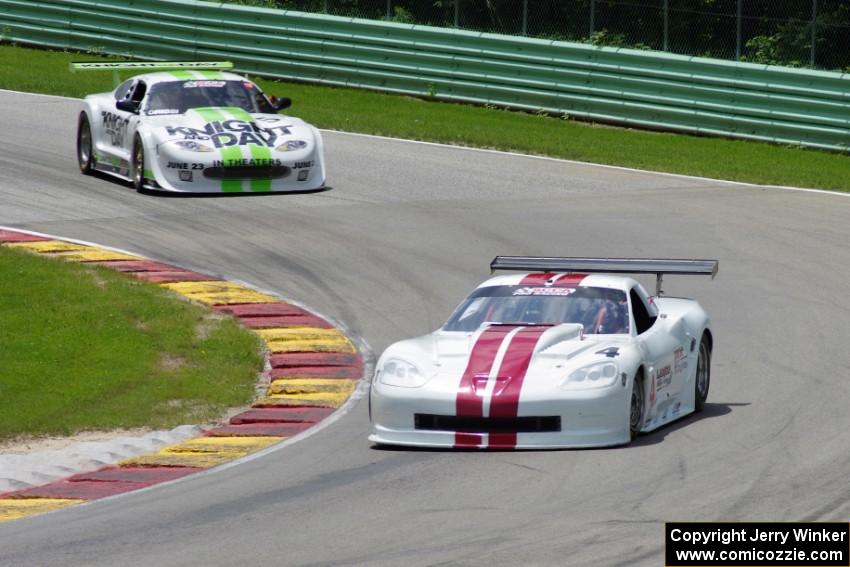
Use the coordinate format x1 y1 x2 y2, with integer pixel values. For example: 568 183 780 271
0 426 202 493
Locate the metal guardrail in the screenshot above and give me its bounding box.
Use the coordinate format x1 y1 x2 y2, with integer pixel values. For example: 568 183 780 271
1 0 848 151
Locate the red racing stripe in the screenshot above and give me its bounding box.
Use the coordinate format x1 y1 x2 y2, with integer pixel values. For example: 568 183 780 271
454 326 519 448
488 326 550 449
519 272 555 285
550 273 587 287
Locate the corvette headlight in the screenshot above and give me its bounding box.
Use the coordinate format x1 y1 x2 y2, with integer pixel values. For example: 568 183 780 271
378 358 427 388
172 140 214 152
561 361 619 389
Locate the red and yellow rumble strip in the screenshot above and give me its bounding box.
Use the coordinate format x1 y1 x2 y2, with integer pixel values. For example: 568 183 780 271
0 229 363 522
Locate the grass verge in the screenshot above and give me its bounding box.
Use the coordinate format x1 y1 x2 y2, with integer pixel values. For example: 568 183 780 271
0 245 263 441
1 44 848 190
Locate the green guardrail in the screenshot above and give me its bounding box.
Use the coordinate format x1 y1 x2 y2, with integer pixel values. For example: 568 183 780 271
1 0 849 151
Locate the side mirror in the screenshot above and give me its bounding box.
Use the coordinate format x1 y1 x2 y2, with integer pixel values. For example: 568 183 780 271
116 99 139 114
271 96 292 111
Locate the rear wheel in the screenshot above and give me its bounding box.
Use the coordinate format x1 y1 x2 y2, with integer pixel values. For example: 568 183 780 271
629 370 645 441
131 135 145 192
76 113 94 174
694 335 711 412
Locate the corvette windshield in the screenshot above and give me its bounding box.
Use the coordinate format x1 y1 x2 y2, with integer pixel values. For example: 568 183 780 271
144 80 275 115
443 285 629 334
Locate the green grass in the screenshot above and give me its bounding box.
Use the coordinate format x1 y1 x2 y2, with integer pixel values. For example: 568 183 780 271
1 43 848 190
0 246 263 441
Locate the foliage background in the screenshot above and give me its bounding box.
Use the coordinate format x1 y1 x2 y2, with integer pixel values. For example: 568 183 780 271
224 0 850 71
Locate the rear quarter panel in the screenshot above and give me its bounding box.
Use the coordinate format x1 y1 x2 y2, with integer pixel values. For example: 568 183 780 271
81 93 112 150
651 296 712 420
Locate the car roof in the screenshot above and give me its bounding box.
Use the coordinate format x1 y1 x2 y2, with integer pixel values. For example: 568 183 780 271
477 273 636 291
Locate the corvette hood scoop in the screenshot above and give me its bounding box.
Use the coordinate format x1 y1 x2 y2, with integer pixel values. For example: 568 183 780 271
431 334 474 375
535 325 601 359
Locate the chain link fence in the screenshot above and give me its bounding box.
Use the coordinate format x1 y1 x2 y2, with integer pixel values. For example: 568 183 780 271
228 0 850 71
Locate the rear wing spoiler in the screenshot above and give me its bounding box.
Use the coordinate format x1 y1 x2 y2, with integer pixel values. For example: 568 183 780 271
490 256 718 295
70 61 233 71
70 61 234 86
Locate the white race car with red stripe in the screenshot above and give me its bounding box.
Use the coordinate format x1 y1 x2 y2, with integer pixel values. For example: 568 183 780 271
369 257 717 449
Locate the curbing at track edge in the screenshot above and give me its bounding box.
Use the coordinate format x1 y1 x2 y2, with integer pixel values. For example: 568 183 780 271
0 228 365 523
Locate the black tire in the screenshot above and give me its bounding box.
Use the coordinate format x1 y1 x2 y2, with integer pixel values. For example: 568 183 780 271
131 135 145 193
629 370 645 441
694 334 711 412
76 113 94 174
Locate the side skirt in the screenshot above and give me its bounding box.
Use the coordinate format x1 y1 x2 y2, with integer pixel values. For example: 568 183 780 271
641 395 694 433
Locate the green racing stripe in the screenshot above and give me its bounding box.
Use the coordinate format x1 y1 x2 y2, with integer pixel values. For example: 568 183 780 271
193 107 242 192
168 70 196 81
187 106 274 193
196 70 227 80
222 107 273 193
247 145 272 193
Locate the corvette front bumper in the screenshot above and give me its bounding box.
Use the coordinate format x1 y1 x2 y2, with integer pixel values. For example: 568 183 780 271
369 382 631 449
148 142 324 193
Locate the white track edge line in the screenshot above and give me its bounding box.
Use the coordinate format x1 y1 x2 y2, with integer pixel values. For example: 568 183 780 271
324 129 850 198
0 88 80 101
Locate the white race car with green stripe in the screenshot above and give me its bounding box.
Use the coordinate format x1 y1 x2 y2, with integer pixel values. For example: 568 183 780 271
76 65 325 193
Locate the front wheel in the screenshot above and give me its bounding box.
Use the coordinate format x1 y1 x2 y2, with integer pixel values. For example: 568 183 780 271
694 335 711 412
131 135 145 192
76 113 94 174
629 371 645 441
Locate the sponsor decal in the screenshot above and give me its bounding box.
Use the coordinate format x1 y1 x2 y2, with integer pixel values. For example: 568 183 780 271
166 162 204 170
147 108 179 115
656 365 672 391
189 107 278 193
276 140 308 151
595 347 620 358
650 375 656 404
513 286 576 297
72 61 232 70
183 80 227 88
165 119 293 149
293 160 314 169
211 158 282 168
178 170 193 182
101 111 130 146
674 345 688 374
297 169 310 181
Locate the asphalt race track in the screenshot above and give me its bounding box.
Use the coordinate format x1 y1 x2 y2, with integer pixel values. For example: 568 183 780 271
2 90 850 567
